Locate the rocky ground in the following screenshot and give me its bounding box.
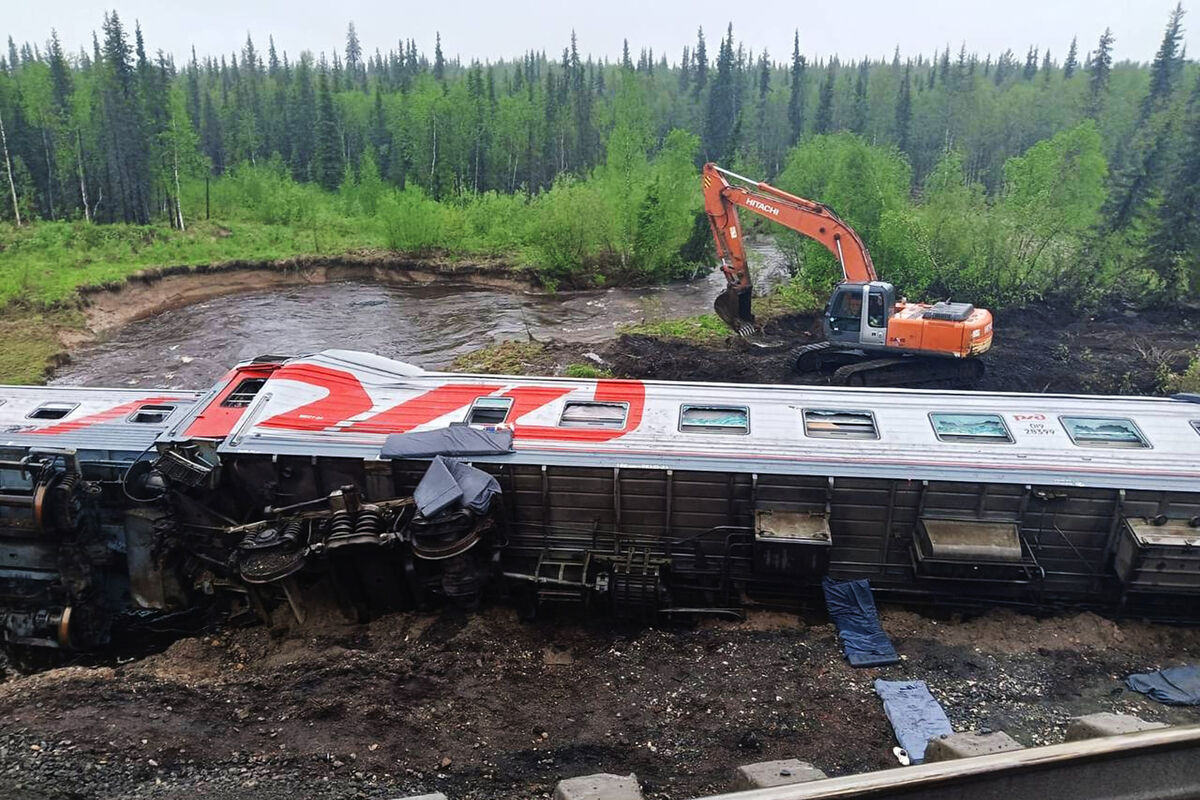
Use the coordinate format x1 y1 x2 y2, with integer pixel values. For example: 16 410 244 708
2 606 1199 800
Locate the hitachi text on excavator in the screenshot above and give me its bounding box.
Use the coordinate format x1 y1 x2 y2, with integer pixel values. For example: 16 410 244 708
702 163 993 387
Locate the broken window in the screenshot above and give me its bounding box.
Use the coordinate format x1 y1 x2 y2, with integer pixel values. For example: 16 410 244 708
221 378 267 408
559 401 628 429
802 409 877 439
1061 416 1149 448
467 396 512 426
930 413 1012 443
680 405 749 434
128 404 177 424
27 402 78 420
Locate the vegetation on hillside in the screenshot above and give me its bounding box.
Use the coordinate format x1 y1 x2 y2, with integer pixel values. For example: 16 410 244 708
0 8 1198 318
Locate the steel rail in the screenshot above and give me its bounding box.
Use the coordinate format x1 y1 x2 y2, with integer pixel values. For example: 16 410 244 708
692 724 1200 800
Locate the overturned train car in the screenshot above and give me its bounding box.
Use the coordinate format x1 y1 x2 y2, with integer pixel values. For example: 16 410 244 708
2 349 1199 648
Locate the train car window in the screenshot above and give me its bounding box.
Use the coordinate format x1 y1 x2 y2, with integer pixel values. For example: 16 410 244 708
1060 416 1149 448
929 413 1013 443
221 378 267 408
128 404 177 424
467 396 513 425
559 401 628 429
680 405 750 434
803 409 878 439
1193 421 1200 437
27 402 78 420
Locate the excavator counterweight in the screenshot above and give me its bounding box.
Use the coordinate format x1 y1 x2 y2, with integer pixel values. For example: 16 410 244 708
701 162 992 387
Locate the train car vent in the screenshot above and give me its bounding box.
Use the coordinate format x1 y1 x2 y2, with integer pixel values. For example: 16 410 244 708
1060 416 1149 449
803 409 877 439
467 397 512 426
221 378 267 408
929 413 1013 443
128 404 176 424
679 405 750 434
27 402 78 420
559 401 628 429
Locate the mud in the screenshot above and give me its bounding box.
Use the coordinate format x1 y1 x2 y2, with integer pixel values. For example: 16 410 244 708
596 305 1200 395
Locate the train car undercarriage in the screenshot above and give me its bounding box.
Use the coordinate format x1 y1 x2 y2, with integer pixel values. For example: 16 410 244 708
5 438 1199 651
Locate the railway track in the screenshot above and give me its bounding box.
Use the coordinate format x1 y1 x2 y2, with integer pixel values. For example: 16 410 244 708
694 724 1200 800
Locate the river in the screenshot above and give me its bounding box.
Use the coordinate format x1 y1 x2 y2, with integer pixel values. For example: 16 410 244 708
53 240 789 388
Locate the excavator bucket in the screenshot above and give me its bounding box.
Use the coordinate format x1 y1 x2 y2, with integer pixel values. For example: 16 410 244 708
714 286 758 339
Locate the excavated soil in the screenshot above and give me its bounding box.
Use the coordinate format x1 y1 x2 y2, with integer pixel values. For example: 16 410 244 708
2 607 1200 800
595 304 1200 395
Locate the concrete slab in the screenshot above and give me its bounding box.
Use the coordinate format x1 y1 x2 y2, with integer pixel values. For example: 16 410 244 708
734 758 828 789
553 773 643 800
925 730 1024 762
1065 712 1167 741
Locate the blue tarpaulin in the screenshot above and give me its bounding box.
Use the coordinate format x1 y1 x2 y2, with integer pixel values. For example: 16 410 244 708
822 577 899 667
1127 665 1200 705
874 679 953 764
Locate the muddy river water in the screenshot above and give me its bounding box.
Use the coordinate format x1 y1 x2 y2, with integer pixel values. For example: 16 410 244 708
53 242 788 388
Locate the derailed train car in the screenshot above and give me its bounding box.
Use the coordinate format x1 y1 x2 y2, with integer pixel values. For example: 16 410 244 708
2 349 1199 649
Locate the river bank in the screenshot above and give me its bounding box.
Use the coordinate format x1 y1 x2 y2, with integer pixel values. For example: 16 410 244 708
1 247 529 385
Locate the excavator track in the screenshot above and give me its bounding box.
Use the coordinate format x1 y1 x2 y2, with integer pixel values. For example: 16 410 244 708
833 356 985 388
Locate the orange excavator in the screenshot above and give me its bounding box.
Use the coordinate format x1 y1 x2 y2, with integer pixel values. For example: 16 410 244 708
702 163 993 387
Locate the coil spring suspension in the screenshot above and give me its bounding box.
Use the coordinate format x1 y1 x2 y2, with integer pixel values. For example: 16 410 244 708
328 510 354 540
355 506 381 537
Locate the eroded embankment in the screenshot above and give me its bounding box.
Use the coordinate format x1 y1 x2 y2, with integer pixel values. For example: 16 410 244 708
73 251 532 336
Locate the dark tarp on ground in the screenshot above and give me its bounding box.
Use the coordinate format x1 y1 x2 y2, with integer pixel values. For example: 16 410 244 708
413 455 501 517
874 679 953 764
1126 665 1200 705
822 577 900 667
380 425 514 460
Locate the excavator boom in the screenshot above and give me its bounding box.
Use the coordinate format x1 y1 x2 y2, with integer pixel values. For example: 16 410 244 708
702 163 877 334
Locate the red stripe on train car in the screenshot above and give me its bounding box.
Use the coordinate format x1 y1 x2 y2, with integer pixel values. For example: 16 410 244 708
29 395 187 435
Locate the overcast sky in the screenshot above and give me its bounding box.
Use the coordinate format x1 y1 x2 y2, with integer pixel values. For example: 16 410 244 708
6 0 1196 67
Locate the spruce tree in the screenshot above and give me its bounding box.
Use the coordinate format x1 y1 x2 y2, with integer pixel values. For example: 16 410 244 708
1145 73 1200 292
433 33 445 82
894 63 912 152
701 25 736 161
786 30 806 144
692 27 708 99
852 60 869 134
1139 3 1186 122
313 70 343 190
1085 28 1113 119
1063 36 1078 79
814 67 835 134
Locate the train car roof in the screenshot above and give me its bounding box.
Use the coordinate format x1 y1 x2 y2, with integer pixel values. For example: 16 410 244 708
0 386 205 455
179 350 1200 492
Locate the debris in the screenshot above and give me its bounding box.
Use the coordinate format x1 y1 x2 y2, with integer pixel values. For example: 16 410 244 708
874 680 953 764
823 578 899 667
1126 665 1200 705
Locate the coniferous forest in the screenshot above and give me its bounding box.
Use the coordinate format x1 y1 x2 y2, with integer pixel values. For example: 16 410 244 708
1 7 1199 310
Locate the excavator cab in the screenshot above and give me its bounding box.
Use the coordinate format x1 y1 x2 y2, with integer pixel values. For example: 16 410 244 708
825 282 895 349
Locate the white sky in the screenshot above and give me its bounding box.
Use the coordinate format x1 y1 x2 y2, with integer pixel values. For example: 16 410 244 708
5 0 1196 67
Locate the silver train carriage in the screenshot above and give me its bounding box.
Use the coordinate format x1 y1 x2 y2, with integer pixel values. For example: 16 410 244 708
2 349 1198 648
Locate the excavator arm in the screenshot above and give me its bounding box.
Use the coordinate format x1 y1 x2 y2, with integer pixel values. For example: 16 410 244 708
702 162 877 336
